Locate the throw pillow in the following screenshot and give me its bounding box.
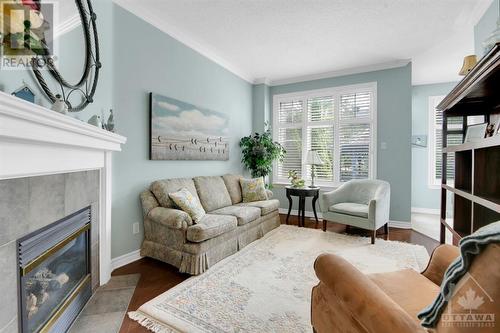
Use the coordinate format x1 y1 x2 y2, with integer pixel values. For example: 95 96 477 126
240 177 268 203
168 188 206 222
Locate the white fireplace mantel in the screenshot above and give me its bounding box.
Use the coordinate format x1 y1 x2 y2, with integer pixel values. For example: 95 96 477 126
0 91 127 285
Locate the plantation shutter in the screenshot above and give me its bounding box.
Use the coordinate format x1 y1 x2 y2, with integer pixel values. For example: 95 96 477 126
306 96 334 182
273 83 376 186
339 93 372 182
434 108 462 181
276 100 303 180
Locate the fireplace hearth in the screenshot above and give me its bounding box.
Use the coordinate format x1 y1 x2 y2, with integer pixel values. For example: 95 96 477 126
17 207 92 333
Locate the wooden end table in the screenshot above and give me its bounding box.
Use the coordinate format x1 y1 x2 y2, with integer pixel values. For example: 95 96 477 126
285 186 323 230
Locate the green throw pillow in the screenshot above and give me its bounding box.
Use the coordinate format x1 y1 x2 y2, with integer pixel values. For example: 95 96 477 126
240 177 268 203
168 188 206 222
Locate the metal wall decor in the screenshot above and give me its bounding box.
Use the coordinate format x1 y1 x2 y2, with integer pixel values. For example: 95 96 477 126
31 0 101 112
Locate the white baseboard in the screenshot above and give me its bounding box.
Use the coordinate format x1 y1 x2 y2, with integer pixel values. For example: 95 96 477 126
411 207 440 215
388 220 411 229
111 249 143 271
278 208 411 229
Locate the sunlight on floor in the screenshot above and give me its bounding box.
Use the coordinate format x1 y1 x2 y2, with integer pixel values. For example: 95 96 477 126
412 213 453 244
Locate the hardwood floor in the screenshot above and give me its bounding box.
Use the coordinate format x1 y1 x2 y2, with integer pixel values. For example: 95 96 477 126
115 214 439 333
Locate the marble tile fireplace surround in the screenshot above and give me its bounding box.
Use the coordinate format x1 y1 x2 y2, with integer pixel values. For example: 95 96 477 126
0 91 126 332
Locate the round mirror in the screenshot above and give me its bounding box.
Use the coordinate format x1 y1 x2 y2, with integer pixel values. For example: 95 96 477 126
31 0 100 112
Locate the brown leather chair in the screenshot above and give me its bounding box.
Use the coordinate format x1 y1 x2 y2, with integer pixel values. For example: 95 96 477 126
311 243 500 333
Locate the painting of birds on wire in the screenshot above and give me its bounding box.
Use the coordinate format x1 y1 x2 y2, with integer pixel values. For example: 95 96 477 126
150 93 230 160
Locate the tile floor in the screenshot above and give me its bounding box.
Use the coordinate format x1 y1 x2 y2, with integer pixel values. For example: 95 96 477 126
69 274 140 333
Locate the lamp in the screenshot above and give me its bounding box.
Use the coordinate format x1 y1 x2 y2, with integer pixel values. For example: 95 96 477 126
458 55 477 76
306 150 324 188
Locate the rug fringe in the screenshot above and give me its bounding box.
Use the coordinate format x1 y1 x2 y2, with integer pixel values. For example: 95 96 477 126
128 311 177 333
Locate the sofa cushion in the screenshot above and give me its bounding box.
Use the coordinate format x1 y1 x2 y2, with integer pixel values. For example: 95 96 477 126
186 214 237 243
222 174 243 204
368 269 440 320
211 205 261 226
240 177 268 202
237 199 279 216
194 176 232 212
329 202 369 218
168 188 206 222
151 178 200 208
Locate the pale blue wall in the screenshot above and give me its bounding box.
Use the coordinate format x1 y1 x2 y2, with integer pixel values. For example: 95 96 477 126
111 5 253 258
474 0 499 58
267 64 412 222
411 82 457 210
252 84 270 133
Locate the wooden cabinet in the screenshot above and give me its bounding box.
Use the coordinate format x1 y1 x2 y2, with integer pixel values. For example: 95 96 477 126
437 43 500 244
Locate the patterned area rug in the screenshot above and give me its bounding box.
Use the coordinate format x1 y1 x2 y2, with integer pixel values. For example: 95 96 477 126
129 225 429 333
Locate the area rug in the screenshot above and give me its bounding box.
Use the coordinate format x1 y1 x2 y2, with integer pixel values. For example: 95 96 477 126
128 225 429 333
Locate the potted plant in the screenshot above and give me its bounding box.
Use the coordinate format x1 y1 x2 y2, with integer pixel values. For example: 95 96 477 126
239 126 286 185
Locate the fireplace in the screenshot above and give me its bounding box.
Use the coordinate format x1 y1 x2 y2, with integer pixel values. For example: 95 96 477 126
17 207 92 333
0 91 126 332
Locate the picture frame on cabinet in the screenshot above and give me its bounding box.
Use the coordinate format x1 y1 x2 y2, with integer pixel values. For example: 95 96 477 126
464 122 488 143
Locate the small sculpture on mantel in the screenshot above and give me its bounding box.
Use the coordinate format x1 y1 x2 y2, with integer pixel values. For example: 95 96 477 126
105 109 115 132
87 115 102 128
51 94 68 115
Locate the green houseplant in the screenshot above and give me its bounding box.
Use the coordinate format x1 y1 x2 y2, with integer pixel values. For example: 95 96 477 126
239 127 286 182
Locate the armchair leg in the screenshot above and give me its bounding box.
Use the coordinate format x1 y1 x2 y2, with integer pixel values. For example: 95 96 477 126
322 220 326 232
371 230 376 244
384 223 389 235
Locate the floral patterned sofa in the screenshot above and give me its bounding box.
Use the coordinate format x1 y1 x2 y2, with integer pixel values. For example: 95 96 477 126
140 175 280 275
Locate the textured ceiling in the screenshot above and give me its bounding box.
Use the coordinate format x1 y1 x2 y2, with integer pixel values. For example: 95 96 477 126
115 0 493 85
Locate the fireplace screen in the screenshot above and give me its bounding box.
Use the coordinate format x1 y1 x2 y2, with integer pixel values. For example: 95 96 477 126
18 207 91 333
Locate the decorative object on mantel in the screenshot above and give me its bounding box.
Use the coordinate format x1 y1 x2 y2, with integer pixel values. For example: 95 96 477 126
150 92 230 160
288 170 305 188
458 55 477 75
105 109 115 132
464 122 488 143
306 150 324 188
12 82 36 103
87 115 102 128
30 0 101 112
51 94 68 114
239 123 286 183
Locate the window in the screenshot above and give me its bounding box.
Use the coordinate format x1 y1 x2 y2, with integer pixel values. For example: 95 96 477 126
428 96 484 188
273 83 377 187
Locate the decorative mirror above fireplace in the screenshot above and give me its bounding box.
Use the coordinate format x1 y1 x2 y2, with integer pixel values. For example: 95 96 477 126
30 0 101 112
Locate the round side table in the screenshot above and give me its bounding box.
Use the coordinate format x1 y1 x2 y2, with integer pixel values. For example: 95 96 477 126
285 186 322 229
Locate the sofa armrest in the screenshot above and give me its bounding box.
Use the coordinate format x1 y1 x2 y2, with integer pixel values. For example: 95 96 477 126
421 244 459 285
266 189 273 199
140 190 160 217
312 253 422 333
148 207 193 230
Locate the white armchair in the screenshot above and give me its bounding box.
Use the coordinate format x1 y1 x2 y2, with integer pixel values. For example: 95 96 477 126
319 179 391 244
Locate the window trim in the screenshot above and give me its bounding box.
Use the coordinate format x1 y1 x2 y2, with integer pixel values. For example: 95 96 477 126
427 95 445 189
272 82 377 187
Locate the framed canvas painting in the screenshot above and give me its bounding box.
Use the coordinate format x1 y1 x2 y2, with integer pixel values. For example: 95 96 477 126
150 93 230 160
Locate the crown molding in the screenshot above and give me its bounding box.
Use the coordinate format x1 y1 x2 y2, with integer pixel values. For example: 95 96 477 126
54 14 81 38
254 78 271 86
268 59 411 86
112 0 255 83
